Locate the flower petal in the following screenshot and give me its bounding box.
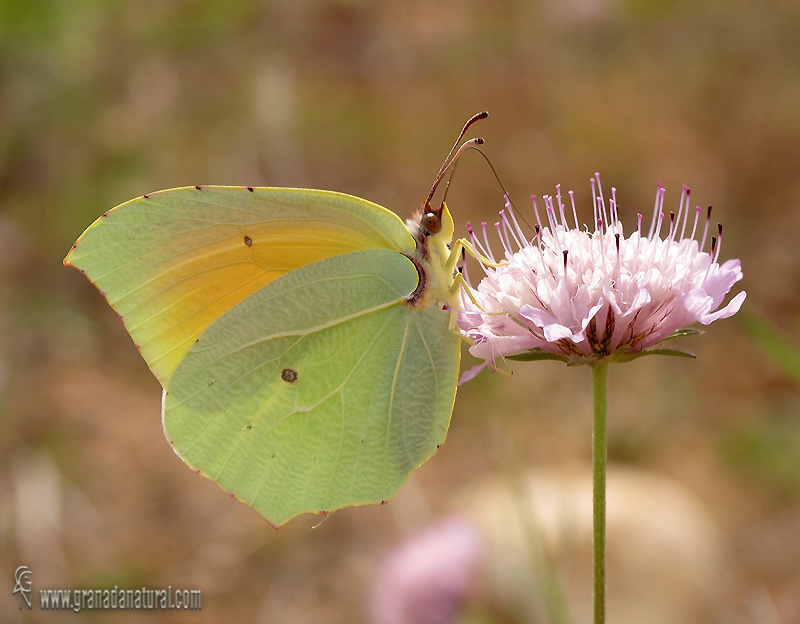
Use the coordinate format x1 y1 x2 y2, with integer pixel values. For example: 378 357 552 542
519 305 572 341
458 362 487 385
698 290 746 324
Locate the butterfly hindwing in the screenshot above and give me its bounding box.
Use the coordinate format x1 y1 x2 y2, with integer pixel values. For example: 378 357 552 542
163 249 460 526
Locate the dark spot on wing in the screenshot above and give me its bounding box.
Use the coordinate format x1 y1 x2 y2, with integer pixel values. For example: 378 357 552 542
195 185 202 190
247 186 254 192
244 235 252 246
143 194 149 199
246 424 252 430
281 368 298 384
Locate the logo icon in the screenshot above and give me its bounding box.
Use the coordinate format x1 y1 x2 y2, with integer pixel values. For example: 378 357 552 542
13 566 32 610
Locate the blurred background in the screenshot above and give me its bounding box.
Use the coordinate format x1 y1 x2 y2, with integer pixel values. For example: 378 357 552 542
1 0 798 622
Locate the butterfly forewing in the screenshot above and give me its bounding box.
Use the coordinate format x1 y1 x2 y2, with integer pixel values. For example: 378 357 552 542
64 187 415 387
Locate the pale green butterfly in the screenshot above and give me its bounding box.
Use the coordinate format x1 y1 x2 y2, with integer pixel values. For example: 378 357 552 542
64 113 487 527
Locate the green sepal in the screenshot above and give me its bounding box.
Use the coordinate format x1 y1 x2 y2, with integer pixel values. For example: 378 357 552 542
506 350 570 363
665 327 703 339
620 347 697 361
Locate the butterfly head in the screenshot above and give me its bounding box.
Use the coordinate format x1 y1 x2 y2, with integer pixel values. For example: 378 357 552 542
407 201 454 249
419 202 444 236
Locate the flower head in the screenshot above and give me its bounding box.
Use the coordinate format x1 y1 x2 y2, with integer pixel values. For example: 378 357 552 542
370 516 485 624
458 175 746 381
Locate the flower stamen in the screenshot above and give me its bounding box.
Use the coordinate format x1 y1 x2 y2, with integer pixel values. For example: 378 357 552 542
556 184 568 228
690 205 701 241
504 196 529 248
466 222 491 273
532 195 544 232
700 205 713 251
569 190 580 230
480 222 496 263
713 223 723 264
500 209 524 251
647 183 663 238
594 172 609 228
680 187 691 240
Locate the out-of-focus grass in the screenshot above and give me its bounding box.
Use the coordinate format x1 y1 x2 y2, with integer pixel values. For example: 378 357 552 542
739 307 800 387
720 413 800 499
720 308 800 499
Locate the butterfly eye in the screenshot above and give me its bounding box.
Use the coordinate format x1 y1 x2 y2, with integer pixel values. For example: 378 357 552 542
421 212 442 234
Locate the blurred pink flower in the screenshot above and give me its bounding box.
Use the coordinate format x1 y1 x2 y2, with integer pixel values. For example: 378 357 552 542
371 517 485 624
458 175 746 381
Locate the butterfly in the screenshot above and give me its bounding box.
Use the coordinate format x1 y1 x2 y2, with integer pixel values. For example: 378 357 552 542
64 113 487 527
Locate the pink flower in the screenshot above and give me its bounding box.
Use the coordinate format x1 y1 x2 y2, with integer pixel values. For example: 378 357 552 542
458 175 746 381
371 517 485 624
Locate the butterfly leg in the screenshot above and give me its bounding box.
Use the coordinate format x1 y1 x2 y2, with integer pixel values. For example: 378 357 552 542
446 242 505 314
445 237 495 274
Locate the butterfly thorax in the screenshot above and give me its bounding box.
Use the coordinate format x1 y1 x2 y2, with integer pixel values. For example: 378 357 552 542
405 204 459 311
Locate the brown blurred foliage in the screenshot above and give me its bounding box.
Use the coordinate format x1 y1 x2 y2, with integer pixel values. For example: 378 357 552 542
1 0 799 622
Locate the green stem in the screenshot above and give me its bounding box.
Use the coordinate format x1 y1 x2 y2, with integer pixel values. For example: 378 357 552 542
592 360 608 624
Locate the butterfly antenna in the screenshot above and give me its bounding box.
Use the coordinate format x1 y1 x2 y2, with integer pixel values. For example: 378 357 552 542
426 111 488 209
441 145 470 206
441 164 459 206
